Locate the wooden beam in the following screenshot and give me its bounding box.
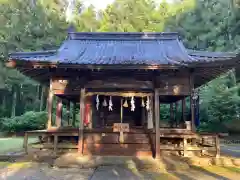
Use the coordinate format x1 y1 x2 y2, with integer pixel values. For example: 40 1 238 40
66 100 71 126
7 60 180 70
78 88 85 154
170 103 174 127
85 79 153 89
56 98 63 128
47 79 53 129
154 89 160 159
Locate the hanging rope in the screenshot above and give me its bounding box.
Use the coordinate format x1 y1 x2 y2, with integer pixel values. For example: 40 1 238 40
86 92 153 97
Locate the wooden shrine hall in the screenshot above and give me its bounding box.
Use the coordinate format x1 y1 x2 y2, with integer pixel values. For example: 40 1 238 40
7 32 239 158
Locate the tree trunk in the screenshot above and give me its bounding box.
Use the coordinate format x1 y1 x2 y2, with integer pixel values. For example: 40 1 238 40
2 94 6 110
40 86 45 111
11 86 17 117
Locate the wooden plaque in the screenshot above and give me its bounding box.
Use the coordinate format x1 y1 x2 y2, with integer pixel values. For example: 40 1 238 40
113 123 130 132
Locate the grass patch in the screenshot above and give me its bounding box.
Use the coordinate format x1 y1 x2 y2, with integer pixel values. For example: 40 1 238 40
191 165 240 179
224 167 240 173
5 162 32 169
0 162 10 168
0 137 38 154
153 173 179 180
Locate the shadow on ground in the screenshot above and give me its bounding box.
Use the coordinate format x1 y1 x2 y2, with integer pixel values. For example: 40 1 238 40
1 150 240 180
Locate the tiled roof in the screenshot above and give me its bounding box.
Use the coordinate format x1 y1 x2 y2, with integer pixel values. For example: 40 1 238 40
187 50 236 62
9 32 237 66
9 32 195 66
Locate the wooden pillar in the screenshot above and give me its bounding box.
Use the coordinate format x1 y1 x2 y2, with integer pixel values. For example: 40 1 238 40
215 135 220 158
66 100 71 126
141 108 146 127
120 99 123 123
23 132 28 154
78 88 85 154
175 101 178 127
54 135 58 154
56 98 63 128
47 81 53 129
85 96 92 129
182 98 186 122
119 98 124 143
189 72 195 132
154 89 160 159
183 137 187 157
170 103 174 127
190 97 195 131
72 102 76 127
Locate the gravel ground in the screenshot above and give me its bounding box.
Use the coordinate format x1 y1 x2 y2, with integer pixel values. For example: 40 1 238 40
0 163 94 180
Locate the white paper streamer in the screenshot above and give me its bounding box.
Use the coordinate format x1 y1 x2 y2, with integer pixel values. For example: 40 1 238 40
109 96 113 111
131 96 135 111
147 108 153 129
96 95 99 110
146 96 150 111
102 98 107 107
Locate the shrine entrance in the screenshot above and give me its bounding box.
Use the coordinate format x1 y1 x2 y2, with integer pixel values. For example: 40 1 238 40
91 96 145 129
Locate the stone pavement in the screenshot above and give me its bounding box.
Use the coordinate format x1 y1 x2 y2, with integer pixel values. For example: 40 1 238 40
0 163 145 180
1 162 240 180
0 163 94 180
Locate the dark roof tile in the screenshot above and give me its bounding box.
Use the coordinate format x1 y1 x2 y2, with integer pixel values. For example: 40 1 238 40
9 32 237 66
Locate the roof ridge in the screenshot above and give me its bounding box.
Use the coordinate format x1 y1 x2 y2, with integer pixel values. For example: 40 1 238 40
68 32 179 40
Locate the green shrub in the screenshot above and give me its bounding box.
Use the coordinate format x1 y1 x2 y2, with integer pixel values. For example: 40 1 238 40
197 122 228 133
1 111 47 133
224 119 240 134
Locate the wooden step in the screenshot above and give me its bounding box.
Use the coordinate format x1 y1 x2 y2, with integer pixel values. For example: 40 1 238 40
84 133 150 144
83 143 152 156
83 144 152 156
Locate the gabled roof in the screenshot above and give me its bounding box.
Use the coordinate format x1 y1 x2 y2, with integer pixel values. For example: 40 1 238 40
9 32 199 66
7 32 240 87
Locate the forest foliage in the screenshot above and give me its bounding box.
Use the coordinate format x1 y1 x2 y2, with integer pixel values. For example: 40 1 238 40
0 0 239 133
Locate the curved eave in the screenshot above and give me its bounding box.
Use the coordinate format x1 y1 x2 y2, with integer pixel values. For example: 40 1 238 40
6 59 181 70
193 67 231 88
188 49 239 67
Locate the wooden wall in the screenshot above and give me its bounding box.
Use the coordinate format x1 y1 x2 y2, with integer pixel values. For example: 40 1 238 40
50 73 191 96
83 130 153 156
155 74 190 95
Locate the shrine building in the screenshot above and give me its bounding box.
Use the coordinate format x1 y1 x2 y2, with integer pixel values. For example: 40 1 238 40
6 32 240 158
